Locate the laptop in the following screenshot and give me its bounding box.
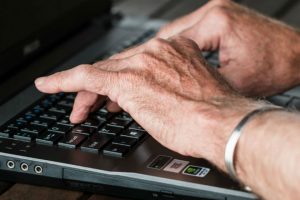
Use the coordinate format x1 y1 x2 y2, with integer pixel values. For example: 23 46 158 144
1 1 300 199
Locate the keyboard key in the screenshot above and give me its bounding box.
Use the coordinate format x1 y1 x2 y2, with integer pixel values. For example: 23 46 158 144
201 51 211 58
268 95 291 107
0 128 16 138
31 118 54 127
14 131 36 142
98 107 108 113
58 133 87 149
21 124 46 134
129 122 144 131
94 111 114 121
103 144 130 157
31 105 45 115
65 93 76 100
40 111 64 121
24 111 37 117
112 136 137 147
48 124 72 134
207 52 219 68
107 118 131 128
72 126 96 136
288 98 300 110
121 129 145 140
115 112 133 121
48 94 63 102
49 105 71 114
7 120 26 129
36 131 63 145
81 115 106 128
40 99 53 109
80 135 112 153
98 125 123 136
57 116 75 127
16 114 34 123
57 100 74 107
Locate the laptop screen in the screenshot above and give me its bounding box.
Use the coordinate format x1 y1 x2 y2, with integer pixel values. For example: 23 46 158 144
0 1 86 55
0 0 111 80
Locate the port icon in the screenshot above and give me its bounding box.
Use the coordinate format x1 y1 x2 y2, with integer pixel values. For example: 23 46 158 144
34 165 43 174
20 163 29 171
6 161 15 169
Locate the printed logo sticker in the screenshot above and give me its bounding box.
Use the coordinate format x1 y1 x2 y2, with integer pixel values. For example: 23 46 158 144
183 165 210 177
163 159 189 173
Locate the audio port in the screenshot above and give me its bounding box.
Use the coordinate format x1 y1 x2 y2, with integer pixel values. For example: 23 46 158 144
20 163 29 171
34 165 43 174
6 160 15 169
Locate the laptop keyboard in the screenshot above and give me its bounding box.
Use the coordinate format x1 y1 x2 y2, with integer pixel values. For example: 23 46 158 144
0 92 148 158
0 29 158 158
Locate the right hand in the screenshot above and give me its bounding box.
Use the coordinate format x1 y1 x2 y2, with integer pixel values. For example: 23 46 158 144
157 0 300 97
35 37 263 164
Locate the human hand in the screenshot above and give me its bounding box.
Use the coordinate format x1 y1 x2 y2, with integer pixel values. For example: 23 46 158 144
157 0 300 97
35 37 263 170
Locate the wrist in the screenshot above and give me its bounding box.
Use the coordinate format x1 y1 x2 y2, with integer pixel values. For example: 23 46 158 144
234 109 300 199
192 97 271 172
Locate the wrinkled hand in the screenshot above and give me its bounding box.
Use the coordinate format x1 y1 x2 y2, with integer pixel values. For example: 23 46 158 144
35 37 261 169
158 0 300 96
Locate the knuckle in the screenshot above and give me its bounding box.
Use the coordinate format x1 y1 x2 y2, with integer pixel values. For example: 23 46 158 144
74 64 96 91
108 70 137 103
53 71 65 90
134 52 156 66
210 6 228 19
75 64 93 76
208 6 232 30
147 38 171 49
213 0 230 6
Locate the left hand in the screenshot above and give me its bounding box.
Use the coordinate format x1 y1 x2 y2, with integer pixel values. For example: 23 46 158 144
157 0 300 97
35 37 263 170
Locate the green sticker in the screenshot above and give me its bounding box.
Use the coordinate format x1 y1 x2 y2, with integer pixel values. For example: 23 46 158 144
183 165 210 177
184 166 201 175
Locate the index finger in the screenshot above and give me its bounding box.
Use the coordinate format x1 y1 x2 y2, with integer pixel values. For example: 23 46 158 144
35 64 117 96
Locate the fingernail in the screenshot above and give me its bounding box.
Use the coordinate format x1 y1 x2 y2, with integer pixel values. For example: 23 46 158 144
35 77 45 86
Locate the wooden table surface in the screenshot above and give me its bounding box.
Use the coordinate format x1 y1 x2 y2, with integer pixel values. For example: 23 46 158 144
1 0 297 199
0 182 129 200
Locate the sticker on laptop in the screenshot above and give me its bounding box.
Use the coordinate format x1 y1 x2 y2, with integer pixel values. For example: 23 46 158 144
182 165 210 177
148 155 172 170
163 159 189 173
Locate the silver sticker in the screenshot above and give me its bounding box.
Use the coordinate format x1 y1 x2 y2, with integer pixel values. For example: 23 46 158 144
163 159 189 173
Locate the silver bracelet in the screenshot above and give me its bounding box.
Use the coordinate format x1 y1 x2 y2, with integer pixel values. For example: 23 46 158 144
224 107 283 181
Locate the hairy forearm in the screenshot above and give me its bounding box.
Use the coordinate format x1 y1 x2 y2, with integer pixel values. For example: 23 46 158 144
235 110 300 200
